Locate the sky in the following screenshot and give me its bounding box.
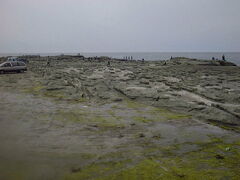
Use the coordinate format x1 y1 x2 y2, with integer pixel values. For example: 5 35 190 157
0 0 240 53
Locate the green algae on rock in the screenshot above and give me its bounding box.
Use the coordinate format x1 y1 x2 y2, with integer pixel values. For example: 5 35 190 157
63 140 240 180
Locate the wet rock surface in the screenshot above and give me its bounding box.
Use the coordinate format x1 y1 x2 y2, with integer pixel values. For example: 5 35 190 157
0 56 239 180
19 57 240 130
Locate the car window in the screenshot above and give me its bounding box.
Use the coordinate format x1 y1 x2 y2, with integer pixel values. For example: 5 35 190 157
4 63 11 67
12 62 18 66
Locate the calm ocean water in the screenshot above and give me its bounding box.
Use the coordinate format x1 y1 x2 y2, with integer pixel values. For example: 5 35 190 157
1 52 240 65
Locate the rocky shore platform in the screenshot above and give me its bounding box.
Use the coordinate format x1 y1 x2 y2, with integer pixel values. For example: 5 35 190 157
0 56 239 180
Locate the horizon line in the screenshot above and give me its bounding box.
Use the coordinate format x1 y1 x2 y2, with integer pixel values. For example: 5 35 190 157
0 51 240 54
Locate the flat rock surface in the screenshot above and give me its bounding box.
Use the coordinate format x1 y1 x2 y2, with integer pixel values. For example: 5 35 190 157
0 57 239 180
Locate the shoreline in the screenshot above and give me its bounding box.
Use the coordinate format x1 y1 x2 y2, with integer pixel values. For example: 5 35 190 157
1 52 240 65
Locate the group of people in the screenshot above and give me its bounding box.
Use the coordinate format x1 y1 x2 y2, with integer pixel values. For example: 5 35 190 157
122 56 146 62
212 54 226 61
123 56 133 60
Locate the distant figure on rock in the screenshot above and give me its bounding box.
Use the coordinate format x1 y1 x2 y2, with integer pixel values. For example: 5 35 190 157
107 61 110 66
170 56 173 60
212 57 215 60
142 58 145 62
131 56 133 60
222 54 226 61
47 56 50 66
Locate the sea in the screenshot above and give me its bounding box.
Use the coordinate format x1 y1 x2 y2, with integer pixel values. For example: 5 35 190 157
1 52 240 65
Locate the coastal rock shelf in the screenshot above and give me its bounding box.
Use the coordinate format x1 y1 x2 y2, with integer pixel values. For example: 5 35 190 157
6 56 237 131
0 56 239 180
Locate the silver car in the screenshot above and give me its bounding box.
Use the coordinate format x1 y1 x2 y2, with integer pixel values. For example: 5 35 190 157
0 61 27 74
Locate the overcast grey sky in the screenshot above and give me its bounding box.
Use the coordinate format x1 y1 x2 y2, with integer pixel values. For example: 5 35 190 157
0 0 239 53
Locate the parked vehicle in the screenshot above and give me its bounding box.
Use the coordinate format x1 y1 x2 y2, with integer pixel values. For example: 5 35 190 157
0 61 27 74
7 57 28 63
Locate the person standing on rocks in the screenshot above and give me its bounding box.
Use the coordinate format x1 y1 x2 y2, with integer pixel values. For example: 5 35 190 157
47 56 50 66
222 54 226 61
